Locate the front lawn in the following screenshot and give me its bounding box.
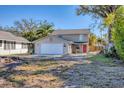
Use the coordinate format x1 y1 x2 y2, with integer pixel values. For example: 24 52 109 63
88 54 116 66
0 60 82 88
0 55 124 88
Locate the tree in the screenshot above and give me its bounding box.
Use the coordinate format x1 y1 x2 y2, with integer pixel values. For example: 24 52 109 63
0 25 22 36
13 19 39 41
89 33 97 51
37 20 54 38
89 33 97 46
77 5 120 43
13 19 54 41
14 19 38 32
97 37 106 50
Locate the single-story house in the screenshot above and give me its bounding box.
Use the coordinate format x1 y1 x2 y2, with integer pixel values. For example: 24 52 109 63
33 29 90 55
0 30 30 55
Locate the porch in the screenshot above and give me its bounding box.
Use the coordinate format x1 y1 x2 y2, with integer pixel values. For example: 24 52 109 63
70 43 88 54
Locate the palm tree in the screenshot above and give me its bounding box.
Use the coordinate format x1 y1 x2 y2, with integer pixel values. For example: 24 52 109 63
37 20 54 38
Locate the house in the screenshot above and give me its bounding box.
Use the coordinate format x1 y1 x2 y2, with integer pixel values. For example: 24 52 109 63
34 29 90 55
0 30 30 55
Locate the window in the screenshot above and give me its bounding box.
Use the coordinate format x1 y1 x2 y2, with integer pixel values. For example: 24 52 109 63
11 42 16 50
79 35 83 41
4 41 16 50
76 46 80 49
0 40 2 47
22 43 27 49
4 41 7 50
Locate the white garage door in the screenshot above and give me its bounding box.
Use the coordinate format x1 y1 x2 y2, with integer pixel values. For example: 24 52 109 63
40 44 64 55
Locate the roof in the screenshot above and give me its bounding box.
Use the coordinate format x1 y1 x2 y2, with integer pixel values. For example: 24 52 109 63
0 31 30 43
51 29 90 35
33 35 73 43
33 29 90 43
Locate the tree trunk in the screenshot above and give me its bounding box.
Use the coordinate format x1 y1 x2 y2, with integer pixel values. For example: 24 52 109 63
108 25 112 43
107 24 114 51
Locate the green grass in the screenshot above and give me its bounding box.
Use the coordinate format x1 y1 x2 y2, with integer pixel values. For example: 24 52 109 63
89 54 115 65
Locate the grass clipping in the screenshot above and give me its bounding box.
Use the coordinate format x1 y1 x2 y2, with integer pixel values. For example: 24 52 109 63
10 74 64 88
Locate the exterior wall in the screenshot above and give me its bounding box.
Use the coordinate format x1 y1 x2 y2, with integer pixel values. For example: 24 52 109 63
63 43 70 54
35 43 41 55
60 34 88 42
0 41 28 55
67 44 72 54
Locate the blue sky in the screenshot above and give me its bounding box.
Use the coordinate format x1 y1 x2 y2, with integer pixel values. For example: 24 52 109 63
0 5 106 37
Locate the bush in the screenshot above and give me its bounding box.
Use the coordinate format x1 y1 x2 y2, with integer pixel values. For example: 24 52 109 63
112 7 124 61
103 46 119 59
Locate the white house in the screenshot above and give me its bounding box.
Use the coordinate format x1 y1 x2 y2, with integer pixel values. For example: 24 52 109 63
33 29 90 55
0 30 30 55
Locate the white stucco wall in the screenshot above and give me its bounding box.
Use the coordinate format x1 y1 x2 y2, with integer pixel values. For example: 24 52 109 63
0 42 28 55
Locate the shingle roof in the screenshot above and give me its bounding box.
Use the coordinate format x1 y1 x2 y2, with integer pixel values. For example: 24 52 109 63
0 31 30 43
51 29 90 35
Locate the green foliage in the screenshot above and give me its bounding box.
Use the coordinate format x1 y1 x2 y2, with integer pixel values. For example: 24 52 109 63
89 33 106 51
89 54 113 65
77 5 119 18
36 20 54 38
77 5 120 42
14 19 54 41
104 13 115 27
21 31 38 42
111 6 124 61
104 46 119 58
89 33 97 46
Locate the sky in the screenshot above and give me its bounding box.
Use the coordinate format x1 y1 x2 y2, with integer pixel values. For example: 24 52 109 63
0 5 106 37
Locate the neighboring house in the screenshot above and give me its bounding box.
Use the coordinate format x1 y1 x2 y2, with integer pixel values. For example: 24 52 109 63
0 31 30 55
34 29 90 55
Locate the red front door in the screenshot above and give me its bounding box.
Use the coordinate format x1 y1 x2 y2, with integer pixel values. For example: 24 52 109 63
82 45 87 53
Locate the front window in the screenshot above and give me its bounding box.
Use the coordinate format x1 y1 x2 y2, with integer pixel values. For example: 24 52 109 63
11 42 16 49
4 41 7 50
4 41 16 50
22 43 27 49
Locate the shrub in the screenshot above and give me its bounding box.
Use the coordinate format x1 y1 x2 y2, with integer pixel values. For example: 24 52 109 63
111 6 124 61
103 46 119 59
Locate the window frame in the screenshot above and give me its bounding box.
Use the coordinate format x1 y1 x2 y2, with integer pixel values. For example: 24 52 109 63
4 41 16 50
